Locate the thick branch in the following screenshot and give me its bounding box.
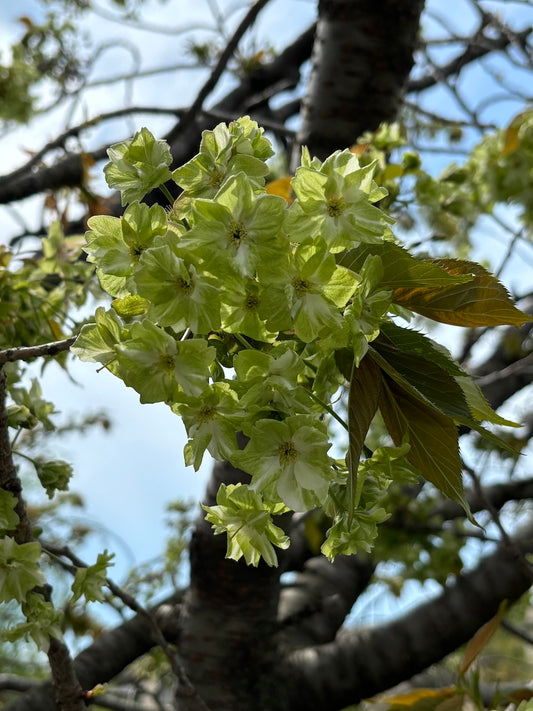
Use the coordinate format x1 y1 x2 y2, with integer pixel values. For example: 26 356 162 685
278 553 375 650
282 525 533 711
0 25 314 209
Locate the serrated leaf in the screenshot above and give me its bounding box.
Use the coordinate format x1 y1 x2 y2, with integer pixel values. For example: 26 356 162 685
380 322 464 376
379 377 471 518
459 600 507 675
337 243 471 289
456 376 521 428
370 338 472 424
370 329 521 453
393 259 531 327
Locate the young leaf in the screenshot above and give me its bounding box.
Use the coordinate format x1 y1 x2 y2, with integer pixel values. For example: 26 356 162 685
0 539 45 603
393 259 531 327
370 338 473 424
455 376 521 428
459 600 507 676
337 243 471 289
378 377 471 518
384 687 458 711
71 550 115 604
369 333 520 452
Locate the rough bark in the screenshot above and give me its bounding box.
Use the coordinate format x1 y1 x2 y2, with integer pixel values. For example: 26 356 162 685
176 460 285 711
293 0 425 165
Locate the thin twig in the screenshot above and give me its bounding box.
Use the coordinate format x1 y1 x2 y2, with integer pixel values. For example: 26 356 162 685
0 337 76 366
42 545 210 711
166 0 272 144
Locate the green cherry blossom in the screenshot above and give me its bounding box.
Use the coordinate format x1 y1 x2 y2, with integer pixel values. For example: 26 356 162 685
173 382 242 470
173 116 273 198
104 127 173 205
179 173 287 276
259 242 358 342
233 348 314 418
134 243 221 333
232 415 333 512
220 275 277 341
286 148 394 251
84 202 168 296
116 320 215 402
202 483 289 567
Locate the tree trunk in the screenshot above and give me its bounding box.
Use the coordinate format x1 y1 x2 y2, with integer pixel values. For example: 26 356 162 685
292 0 425 166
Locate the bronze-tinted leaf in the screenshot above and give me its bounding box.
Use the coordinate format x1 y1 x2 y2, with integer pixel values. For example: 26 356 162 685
393 259 531 327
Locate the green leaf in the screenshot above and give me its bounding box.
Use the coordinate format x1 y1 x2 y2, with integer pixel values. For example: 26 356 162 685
71 550 115 604
371 326 521 452
337 243 471 288
0 538 45 603
104 127 173 205
370 337 472 424
456 376 521 427
0 490 19 531
393 259 531 326
35 459 73 498
380 322 464 376
378 377 471 517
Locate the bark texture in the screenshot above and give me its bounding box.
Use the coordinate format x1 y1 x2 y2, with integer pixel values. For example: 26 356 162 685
293 0 425 164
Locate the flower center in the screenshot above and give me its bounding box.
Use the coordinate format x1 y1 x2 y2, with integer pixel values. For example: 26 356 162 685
228 220 247 246
245 292 260 310
278 440 297 464
175 276 192 293
210 168 224 189
158 353 175 373
129 241 145 258
326 196 345 218
292 277 312 297
198 405 216 423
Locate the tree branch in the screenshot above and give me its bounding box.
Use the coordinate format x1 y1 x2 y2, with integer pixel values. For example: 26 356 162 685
1 592 183 711
0 338 76 366
166 0 273 144
408 26 532 93
278 553 375 650
282 524 533 711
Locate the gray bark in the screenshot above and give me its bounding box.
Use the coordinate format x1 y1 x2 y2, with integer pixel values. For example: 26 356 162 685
292 0 425 165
